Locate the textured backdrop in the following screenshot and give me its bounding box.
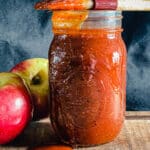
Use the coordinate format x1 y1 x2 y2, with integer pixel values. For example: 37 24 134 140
0 0 150 110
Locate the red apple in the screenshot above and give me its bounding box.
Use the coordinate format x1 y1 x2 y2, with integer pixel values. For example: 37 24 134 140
0 73 32 144
10 58 49 120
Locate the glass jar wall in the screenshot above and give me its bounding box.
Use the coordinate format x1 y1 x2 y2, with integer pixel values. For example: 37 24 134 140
49 10 126 146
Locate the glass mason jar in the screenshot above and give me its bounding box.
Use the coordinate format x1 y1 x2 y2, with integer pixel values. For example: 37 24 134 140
49 10 126 146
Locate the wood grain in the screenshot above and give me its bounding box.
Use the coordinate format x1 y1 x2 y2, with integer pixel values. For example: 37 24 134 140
0 111 150 150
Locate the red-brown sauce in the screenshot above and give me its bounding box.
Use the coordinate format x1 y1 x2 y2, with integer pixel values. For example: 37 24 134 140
49 28 126 145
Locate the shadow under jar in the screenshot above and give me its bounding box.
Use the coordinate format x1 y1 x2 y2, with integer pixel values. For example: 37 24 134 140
49 10 127 146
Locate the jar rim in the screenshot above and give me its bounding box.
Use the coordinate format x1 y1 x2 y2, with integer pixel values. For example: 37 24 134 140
52 10 122 21
52 10 122 31
86 10 122 18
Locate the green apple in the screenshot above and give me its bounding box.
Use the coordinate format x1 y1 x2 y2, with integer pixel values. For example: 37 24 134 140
0 73 32 144
10 58 49 120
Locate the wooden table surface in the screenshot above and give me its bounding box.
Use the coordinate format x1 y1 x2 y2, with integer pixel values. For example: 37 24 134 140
1 111 150 150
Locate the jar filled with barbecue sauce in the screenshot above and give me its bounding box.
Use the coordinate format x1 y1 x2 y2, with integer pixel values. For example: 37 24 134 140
49 10 126 146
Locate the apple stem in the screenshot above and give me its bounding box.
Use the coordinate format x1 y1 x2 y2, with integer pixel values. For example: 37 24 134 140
31 75 41 85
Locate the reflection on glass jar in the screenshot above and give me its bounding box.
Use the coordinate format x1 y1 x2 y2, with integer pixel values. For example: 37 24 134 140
49 10 126 146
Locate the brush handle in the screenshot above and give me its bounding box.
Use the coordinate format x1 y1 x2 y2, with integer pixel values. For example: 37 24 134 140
94 0 150 10
94 0 117 10
117 0 150 11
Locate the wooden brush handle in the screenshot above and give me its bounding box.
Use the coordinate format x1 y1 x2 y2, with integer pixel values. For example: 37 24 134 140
94 0 150 10
117 0 150 11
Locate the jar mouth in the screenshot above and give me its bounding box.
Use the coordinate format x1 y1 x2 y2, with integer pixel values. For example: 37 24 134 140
85 10 122 20
82 10 122 29
52 10 122 31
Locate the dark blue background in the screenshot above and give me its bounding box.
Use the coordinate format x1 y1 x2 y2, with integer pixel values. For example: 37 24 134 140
0 0 150 110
